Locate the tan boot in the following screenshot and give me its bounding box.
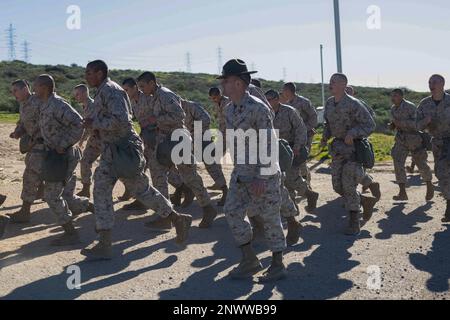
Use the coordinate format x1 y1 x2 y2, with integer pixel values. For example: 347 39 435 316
81 230 113 260
170 185 183 207
393 183 408 201
345 211 361 236
0 194 6 207
0 215 10 238
217 186 228 207
172 212 192 245
181 184 195 208
369 182 381 201
77 183 91 198
121 199 146 211
426 181 435 201
361 195 377 221
229 243 263 279
8 202 32 224
199 205 218 229
145 215 172 232
258 251 287 283
50 221 80 246
286 216 302 246
305 189 319 213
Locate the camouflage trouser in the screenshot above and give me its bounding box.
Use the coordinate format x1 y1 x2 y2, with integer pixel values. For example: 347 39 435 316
248 173 298 219
224 172 286 252
168 167 184 189
285 164 309 201
44 147 90 225
331 157 365 212
93 145 173 231
80 136 102 184
168 162 226 189
432 139 450 200
21 144 45 203
147 135 212 207
299 134 314 183
392 141 432 184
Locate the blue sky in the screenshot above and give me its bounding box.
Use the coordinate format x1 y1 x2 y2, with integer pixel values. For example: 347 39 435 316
1 0 449 91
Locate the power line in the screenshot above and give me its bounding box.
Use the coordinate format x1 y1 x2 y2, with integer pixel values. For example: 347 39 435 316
186 51 192 73
5 23 17 61
22 40 31 63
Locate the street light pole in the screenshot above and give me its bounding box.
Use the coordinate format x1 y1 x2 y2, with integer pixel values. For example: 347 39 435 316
320 44 325 107
334 0 343 73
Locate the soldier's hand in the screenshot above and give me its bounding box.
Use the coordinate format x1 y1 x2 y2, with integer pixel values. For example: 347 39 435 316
388 122 396 130
83 118 93 128
9 132 19 139
78 141 84 148
344 134 354 146
250 179 266 197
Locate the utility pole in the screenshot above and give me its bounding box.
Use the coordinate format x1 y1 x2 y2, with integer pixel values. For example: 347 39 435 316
186 52 192 73
333 0 343 73
320 44 325 107
22 40 31 63
5 23 17 61
217 47 223 74
282 67 287 82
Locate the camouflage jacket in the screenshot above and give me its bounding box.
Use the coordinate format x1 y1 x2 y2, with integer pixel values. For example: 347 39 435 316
39 93 84 150
417 93 450 140
273 103 307 151
215 96 230 133
287 94 318 132
148 85 185 134
181 99 211 134
15 94 42 142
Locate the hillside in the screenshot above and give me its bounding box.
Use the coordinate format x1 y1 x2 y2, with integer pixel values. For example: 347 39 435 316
0 60 431 131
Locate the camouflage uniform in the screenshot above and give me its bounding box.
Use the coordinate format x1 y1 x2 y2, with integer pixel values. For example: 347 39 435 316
91 78 173 230
391 99 432 184
323 94 376 212
39 93 90 225
417 93 450 200
287 94 318 181
14 94 44 203
360 100 376 188
144 85 212 207
273 103 309 202
224 91 286 252
79 98 103 185
180 99 226 188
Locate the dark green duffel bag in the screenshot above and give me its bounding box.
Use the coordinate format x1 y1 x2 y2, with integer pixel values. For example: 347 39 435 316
156 136 184 168
354 138 375 169
292 145 309 167
19 134 33 154
40 149 69 183
111 136 146 179
140 124 157 149
279 139 294 172
420 131 432 151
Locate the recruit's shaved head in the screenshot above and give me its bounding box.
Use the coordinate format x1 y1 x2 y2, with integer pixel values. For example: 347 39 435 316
430 74 445 85
331 73 348 85
36 74 55 92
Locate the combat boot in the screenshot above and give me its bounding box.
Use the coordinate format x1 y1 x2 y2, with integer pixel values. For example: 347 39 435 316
50 221 80 246
199 205 218 228
250 216 265 240
229 243 263 279
305 189 319 213
145 215 172 232
121 199 146 211
217 185 228 207
181 184 195 208
286 216 302 246
207 182 223 191
369 182 381 201
426 181 435 201
8 201 32 224
393 183 408 201
361 195 377 221
258 251 287 283
81 230 112 260
345 211 361 236
0 215 10 238
172 212 193 245
442 201 450 223
170 185 184 207
0 194 6 206
77 183 91 198
118 188 132 202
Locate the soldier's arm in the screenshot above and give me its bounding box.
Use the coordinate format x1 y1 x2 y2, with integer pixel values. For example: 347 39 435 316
416 101 430 131
347 102 376 138
157 94 185 129
304 100 318 131
291 110 308 151
92 90 130 132
55 103 84 149
396 104 418 131
194 104 211 132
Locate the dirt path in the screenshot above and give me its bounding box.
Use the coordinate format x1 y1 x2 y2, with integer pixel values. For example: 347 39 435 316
0 123 449 300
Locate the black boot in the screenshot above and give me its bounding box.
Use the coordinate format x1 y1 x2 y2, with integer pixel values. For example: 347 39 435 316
258 251 287 283
393 183 408 201
8 201 32 224
345 211 361 236
229 243 263 279
77 183 91 198
217 185 228 207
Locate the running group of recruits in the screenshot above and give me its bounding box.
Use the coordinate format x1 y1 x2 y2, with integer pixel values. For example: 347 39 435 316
0 58 449 282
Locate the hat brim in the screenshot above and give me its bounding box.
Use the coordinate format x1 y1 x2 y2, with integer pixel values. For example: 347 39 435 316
216 71 258 80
